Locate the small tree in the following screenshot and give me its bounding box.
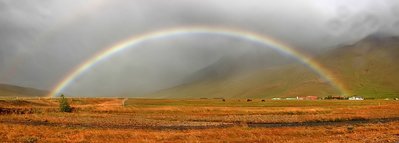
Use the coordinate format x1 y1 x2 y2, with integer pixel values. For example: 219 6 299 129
59 94 72 112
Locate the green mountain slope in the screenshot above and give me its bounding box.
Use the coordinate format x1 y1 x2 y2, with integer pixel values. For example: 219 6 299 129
148 36 399 99
0 84 49 97
320 36 399 98
148 65 337 98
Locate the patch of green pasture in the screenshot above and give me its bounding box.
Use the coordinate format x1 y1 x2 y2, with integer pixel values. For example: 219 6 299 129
124 99 396 108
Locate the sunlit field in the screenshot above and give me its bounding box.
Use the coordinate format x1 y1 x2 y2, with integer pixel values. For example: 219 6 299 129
1 98 399 142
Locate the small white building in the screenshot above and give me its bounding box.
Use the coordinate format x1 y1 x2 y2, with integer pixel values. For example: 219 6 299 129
349 96 364 100
285 98 297 100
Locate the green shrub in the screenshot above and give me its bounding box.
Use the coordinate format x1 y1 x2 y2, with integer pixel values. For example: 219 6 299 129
59 94 72 112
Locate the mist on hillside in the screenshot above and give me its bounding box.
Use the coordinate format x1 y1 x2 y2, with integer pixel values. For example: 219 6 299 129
1 0 399 97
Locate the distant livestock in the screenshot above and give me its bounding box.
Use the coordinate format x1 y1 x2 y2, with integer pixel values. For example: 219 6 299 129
261 99 266 102
247 99 252 102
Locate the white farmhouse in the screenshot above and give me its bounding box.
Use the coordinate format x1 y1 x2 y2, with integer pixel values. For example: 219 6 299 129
349 96 364 100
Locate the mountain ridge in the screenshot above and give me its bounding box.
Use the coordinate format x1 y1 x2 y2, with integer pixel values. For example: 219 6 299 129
147 36 399 99
0 83 49 97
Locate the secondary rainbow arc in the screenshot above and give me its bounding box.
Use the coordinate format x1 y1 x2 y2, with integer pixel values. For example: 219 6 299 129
48 26 350 97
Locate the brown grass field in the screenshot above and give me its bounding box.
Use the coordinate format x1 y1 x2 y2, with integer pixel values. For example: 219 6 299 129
1 98 399 143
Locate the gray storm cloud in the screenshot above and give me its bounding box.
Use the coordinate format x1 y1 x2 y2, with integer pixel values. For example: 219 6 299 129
0 0 398 96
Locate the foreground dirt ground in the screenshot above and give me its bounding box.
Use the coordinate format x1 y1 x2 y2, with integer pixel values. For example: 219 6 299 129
1 98 399 142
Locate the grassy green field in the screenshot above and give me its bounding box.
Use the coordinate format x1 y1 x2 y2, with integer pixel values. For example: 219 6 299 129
125 98 393 107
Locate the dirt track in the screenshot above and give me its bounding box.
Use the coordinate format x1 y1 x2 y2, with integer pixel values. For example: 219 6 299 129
1 115 399 130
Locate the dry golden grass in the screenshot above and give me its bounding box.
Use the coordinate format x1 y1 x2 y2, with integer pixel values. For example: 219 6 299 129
1 98 399 142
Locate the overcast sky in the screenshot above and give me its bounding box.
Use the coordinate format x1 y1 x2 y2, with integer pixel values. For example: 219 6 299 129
1 0 398 96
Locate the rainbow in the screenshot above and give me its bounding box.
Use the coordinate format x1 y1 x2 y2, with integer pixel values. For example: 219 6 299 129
48 26 349 97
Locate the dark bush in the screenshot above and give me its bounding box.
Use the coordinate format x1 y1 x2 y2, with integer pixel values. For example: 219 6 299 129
59 94 72 112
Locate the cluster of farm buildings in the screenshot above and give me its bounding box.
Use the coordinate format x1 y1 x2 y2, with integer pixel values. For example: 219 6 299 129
271 96 398 101
212 96 399 102
271 96 367 100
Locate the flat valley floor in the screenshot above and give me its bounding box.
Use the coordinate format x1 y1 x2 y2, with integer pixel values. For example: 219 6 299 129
1 98 399 142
